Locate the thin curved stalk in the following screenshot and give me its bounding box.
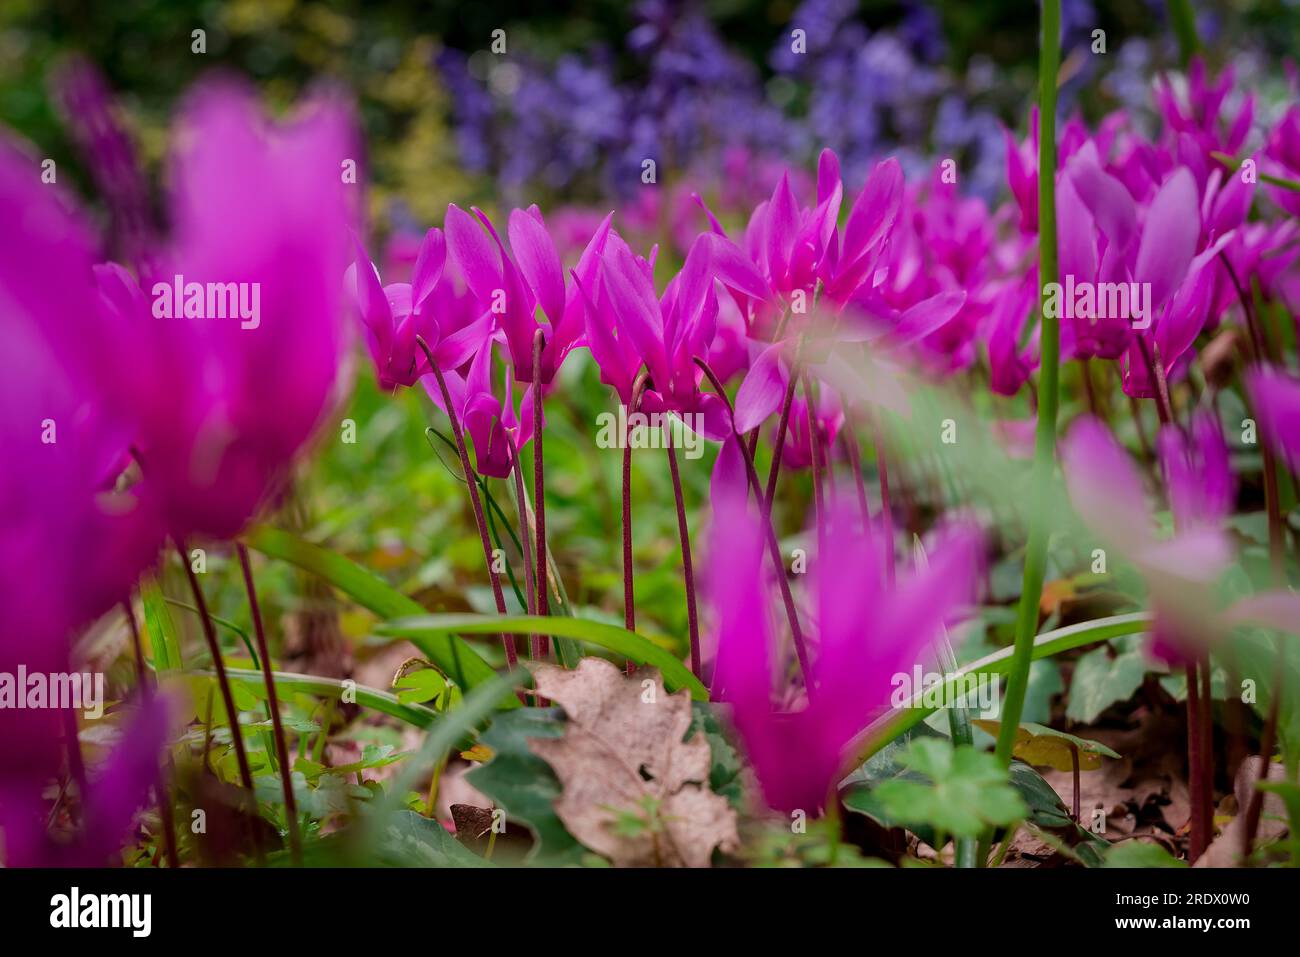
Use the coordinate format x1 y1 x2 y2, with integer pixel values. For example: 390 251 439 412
508 437 537 654
666 427 701 678
179 543 254 794
124 598 179 868
416 336 516 668
764 374 799 513
622 372 650 656
532 330 550 659
237 543 301 864
1219 257 1288 856
695 357 812 684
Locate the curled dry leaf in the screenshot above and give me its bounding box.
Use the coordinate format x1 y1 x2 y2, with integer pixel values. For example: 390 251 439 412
527 658 739 867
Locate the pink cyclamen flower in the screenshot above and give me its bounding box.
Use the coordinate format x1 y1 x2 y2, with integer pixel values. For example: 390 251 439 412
1247 366 1300 472
1262 105 1300 218
579 229 731 438
780 387 844 471
709 484 981 814
350 228 492 390
1154 57 1254 169
865 170 999 373
423 333 541 480
444 203 611 384
1061 415 1234 664
102 80 361 540
0 137 170 867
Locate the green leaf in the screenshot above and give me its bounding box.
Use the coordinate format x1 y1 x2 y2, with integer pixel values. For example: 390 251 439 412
141 578 183 673
871 740 1028 838
378 613 708 700
393 669 446 706
381 670 521 816
1103 840 1187 868
1008 760 1073 830
973 720 1120 771
467 707 585 865
842 728 943 848
687 703 745 808
1066 641 1148 723
378 810 493 867
245 526 514 708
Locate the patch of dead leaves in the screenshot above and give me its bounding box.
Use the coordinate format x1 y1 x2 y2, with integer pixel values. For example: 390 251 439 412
527 658 739 867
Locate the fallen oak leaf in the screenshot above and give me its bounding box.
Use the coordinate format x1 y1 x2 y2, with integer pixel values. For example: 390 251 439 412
527 658 739 867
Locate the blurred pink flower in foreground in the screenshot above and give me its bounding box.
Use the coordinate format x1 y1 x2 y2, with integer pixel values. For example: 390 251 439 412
1062 415 1234 664
1248 366 1300 472
1 74 362 863
708 483 981 814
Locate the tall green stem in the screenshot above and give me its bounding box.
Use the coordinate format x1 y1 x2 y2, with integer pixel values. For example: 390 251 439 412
995 0 1060 770
1164 0 1201 69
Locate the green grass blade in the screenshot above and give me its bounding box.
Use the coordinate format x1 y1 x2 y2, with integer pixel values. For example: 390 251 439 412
846 612 1151 770
244 525 517 709
378 613 708 700
141 577 183 673
997 0 1062 770
203 667 442 729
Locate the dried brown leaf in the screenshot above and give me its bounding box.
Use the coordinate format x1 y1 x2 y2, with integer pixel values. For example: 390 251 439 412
527 658 739 867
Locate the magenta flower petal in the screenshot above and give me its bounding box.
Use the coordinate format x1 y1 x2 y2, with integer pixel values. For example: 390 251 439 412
1247 366 1300 471
733 342 789 434
410 227 446 312
508 206 565 326
1133 168 1199 313
1062 417 1155 556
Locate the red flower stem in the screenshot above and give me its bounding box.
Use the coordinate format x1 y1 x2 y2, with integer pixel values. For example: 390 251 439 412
665 428 701 678
1219 257 1289 857
508 438 536 656
763 373 800 514
1221 255 1285 574
1185 660 1207 860
1199 656 1214 847
1070 744 1081 822
1136 337 1174 427
695 357 812 685
1081 358 1100 418
179 542 254 796
1242 683 1281 860
237 543 301 864
747 310 795 462
532 330 550 661
1128 394 1154 461
122 598 179 868
622 374 651 674
871 412 896 586
416 336 516 668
